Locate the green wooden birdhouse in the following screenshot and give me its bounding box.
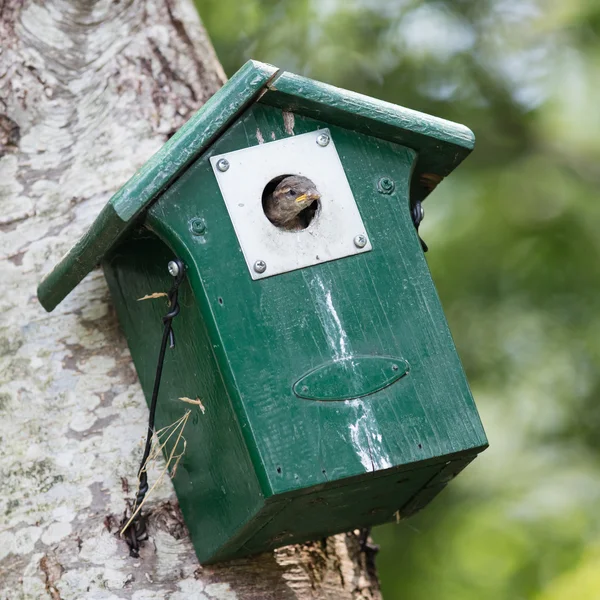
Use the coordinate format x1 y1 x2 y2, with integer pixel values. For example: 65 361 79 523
38 60 487 563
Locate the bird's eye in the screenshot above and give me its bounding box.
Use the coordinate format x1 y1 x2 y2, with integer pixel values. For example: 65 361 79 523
287 189 296 197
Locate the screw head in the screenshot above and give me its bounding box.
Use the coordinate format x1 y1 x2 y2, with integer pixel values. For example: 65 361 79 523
316 133 330 147
253 260 267 274
377 177 395 194
190 217 206 235
353 234 368 248
216 158 230 172
167 261 180 277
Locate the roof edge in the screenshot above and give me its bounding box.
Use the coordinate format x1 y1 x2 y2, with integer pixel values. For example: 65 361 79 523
267 72 475 150
259 71 475 202
37 60 279 312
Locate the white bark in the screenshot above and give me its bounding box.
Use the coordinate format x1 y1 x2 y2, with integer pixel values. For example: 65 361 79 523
0 1 382 598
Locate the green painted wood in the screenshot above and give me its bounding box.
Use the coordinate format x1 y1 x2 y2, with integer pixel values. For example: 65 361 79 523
38 60 475 312
237 460 455 556
260 71 475 203
101 102 487 561
98 226 481 561
101 230 474 563
147 103 487 496
292 356 410 401
37 60 279 312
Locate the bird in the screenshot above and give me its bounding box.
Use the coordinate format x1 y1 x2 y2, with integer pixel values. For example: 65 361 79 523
263 175 321 231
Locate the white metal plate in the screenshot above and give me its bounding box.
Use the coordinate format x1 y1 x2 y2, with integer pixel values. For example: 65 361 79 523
209 129 372 280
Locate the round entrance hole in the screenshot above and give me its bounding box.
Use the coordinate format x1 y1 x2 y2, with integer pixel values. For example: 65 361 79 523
262 174 320 231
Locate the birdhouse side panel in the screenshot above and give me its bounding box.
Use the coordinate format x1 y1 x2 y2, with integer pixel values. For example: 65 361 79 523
102 233 266 563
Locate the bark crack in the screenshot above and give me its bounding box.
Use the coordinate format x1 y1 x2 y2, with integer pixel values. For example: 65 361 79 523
39 554 64 600
0 114 20 157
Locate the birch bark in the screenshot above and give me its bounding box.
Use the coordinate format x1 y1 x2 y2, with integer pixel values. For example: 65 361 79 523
0 1 382 598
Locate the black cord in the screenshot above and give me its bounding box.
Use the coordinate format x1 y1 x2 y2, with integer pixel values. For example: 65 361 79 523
121 258 185 557
358 527 380 578
411 200 428 252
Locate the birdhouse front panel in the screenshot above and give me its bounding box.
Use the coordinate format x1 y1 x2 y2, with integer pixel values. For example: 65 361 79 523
38 61 488 564
103 101 486 561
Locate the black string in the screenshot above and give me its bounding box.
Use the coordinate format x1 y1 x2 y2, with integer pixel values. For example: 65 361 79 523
121 258 185 557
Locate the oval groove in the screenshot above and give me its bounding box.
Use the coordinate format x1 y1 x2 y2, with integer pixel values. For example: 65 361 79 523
293 356 409 401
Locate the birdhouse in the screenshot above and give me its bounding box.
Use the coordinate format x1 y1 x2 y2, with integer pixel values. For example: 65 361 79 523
38 61 487 563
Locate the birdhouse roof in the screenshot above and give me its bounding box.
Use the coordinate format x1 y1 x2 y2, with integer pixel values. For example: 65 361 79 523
38 60 475 312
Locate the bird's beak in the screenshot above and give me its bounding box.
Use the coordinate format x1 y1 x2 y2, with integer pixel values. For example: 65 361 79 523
295 191 320 203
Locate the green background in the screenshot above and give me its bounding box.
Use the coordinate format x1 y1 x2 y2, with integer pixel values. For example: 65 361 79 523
195 1 600 597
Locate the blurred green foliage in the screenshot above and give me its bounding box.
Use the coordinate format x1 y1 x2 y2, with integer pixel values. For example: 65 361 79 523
196 0 600 597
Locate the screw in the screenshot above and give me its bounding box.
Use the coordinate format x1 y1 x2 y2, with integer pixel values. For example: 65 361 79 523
167 261 180 277
316 133 330 147
190 218 206 235
253 260 267 273
353 234 368 248
392 364 399 372
216 158 230 172
377 177 395 194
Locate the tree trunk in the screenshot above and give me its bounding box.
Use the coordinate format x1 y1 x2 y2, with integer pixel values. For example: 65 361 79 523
0 1 382 598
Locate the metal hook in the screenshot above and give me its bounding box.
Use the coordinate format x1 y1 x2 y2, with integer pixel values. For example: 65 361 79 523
411 200 428 252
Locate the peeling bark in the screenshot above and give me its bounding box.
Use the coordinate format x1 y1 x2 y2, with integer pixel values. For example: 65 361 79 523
0 1 382 598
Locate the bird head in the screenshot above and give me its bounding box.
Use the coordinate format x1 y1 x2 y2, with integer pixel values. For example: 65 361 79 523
272 175 321 213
